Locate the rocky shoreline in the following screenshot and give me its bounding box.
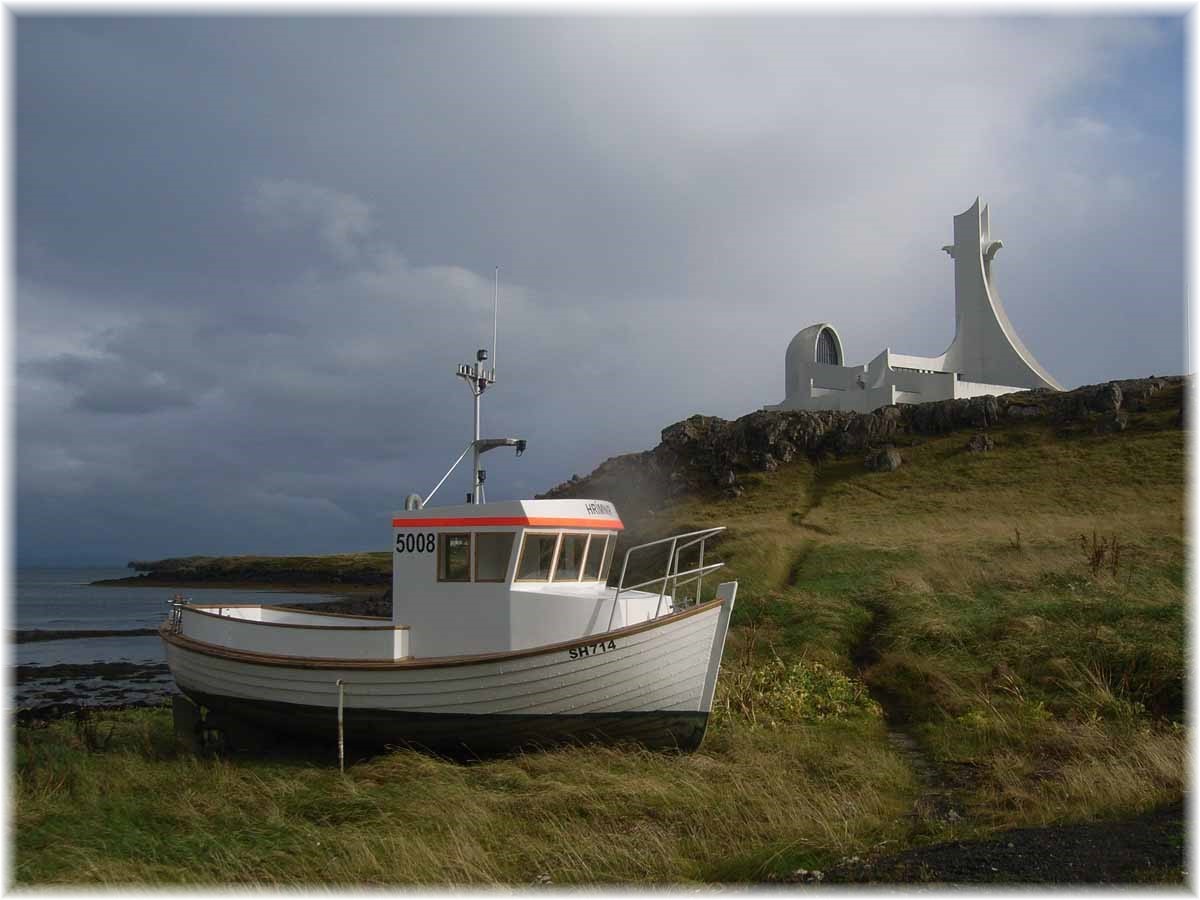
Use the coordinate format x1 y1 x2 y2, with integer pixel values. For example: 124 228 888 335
15 661 170 683
16 660 176 720
13 597 384 721
14 628 161 644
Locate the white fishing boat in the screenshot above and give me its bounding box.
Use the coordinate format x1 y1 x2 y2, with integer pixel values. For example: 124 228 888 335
161 290 737 756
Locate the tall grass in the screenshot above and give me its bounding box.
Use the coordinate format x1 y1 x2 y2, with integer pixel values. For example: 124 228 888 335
14 708 914 885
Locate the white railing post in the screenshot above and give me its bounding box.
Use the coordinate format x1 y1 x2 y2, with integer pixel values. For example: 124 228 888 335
655 537 678 619
609 551 634 631
671 545 681 605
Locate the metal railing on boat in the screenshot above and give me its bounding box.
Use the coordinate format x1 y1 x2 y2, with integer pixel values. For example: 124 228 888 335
166 595 189 635
608 526 726 630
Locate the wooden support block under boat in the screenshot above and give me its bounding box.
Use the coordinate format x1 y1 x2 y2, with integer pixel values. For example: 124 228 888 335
172 695 201 754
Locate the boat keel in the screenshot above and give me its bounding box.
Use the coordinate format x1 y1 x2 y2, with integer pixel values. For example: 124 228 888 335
180 689 709 759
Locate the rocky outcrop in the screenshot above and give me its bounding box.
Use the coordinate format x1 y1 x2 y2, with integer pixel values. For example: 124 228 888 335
539 376 1185 510
865 447 903 472
965 433 994 453
1099 412 1129 434
908 395 999 434
1115 377 1171 412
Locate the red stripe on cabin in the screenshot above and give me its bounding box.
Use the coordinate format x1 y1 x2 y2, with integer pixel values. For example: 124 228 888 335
392 516 624 530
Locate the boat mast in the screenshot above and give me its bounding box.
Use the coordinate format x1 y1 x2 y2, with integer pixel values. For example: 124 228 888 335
457 267 501 504
461 350 492 504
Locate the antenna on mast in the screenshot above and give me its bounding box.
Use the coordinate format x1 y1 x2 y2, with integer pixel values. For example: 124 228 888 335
410 265 525 508
491 266 499 381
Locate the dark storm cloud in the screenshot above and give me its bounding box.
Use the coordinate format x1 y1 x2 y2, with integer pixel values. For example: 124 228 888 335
23 353 196 414
15 16 1185 564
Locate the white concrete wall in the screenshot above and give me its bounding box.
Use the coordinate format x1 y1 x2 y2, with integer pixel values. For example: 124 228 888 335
889 367 958 399
810 362 867 392
887 351 951 372
953 380 1026 400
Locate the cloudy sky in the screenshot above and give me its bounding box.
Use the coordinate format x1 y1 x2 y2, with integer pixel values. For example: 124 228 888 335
16 15 1185 565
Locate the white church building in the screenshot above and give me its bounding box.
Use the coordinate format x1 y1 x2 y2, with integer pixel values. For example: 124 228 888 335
767 198 1062 415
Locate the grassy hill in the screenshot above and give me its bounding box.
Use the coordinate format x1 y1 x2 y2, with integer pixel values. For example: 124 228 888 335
17 377 1185 885
618 381 1185 837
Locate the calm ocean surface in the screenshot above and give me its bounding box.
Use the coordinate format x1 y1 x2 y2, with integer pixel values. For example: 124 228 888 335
13 566 340 708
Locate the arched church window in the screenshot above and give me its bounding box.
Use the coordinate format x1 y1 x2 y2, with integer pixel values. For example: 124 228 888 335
816 328 840 365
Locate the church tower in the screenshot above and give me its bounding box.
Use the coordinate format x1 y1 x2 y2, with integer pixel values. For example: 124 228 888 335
940 198 1062 391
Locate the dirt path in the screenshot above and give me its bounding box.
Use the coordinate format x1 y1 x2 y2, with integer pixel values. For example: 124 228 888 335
822 802 1185 884
851 601 974 833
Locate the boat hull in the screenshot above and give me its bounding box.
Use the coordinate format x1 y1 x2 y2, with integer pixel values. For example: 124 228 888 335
182 689 709 754
163 587 736 756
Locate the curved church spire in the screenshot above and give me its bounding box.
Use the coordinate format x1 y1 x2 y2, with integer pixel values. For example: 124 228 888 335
940 197 1062 391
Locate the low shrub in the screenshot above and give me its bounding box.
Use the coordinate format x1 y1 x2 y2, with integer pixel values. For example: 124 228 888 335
714 656 881 729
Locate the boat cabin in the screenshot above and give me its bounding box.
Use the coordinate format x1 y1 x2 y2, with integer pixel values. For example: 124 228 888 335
168 495 720 666
392 497 635 657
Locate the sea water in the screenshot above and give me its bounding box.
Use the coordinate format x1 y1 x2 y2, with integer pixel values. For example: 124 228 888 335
13 567 342 709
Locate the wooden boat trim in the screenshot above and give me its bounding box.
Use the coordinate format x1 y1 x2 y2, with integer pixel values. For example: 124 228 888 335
161 597 724 670
261 604 389 621
180 607 393 628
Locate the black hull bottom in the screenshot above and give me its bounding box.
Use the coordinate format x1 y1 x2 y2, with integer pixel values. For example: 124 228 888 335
182 688 710 758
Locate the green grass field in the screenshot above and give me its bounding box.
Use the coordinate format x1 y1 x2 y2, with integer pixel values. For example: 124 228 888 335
14 390 1185 885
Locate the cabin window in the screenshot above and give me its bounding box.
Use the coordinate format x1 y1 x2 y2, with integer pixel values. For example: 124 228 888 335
582 534 607 581
475 532 515 582
553 533 588 581
439 533 471 582
600 534 617 583
516 532 559 582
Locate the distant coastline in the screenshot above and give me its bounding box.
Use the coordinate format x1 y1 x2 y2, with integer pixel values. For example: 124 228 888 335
91 552 391 597
91 575 380 596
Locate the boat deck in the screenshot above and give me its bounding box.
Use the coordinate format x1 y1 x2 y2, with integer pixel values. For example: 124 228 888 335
167 586 682 663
